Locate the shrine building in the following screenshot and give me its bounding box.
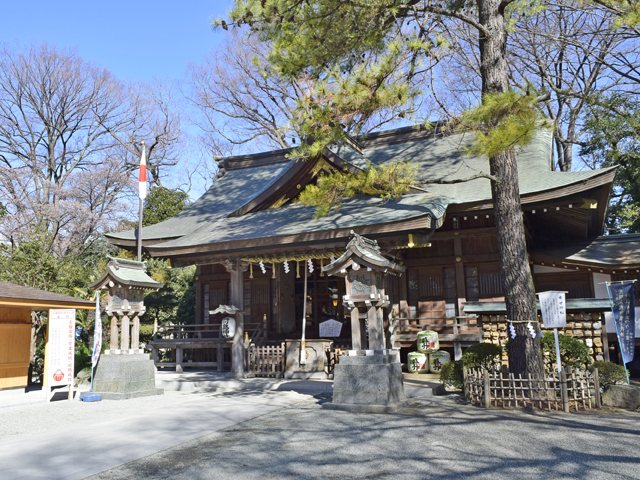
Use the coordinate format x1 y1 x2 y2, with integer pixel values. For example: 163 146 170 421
106 125 640 374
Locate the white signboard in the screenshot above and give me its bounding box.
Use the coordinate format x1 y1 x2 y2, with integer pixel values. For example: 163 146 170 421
539 291 567 328
319 319 342 338
44 309 76 387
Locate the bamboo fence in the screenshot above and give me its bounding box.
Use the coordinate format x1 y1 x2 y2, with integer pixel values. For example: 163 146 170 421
464 366 601 412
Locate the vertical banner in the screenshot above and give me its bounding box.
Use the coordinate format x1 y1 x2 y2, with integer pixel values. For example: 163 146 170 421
44 309 76 388
91 292 102 368
606 281 636 364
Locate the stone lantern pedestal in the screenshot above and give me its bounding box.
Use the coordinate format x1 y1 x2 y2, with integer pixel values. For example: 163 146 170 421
91 257 164 399
323 232 406 408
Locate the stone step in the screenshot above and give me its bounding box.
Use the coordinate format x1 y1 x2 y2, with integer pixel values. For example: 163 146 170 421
155 371 280 394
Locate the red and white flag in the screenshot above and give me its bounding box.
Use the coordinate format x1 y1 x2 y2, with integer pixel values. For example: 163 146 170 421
139 144 147 200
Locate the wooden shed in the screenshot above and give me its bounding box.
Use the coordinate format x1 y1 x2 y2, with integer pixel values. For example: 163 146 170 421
0 282 94 390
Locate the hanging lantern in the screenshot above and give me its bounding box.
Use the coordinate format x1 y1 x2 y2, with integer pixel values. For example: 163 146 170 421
221 316 236 339
329 288 339 307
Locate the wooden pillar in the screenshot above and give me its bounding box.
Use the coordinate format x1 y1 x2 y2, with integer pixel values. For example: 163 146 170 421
131 315 140 351
228 260 246 377
194 266 202 324
110 316 118 350
350 306 361 350
367 305 384 350
453 233 466 315
120 315 130 351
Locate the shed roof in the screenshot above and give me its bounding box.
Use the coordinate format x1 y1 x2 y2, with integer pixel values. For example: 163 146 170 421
464 298 611 315
531 234 640 270
0 282 95 310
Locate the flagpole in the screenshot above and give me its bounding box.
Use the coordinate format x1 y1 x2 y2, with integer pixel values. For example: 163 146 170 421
137 197 144 261
137 141 146 262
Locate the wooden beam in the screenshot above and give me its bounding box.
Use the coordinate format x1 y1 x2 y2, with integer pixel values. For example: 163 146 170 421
0 299 95 310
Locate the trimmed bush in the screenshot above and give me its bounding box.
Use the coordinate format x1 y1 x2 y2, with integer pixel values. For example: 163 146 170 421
541 332 591 369
440 360 463 390
592 361 628 391
461 343 502 370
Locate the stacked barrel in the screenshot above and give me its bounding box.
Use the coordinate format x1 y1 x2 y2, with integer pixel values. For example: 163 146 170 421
407 330 451 374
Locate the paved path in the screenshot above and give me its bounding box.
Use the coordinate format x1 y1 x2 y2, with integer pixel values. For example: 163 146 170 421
90 396 640 480
3 379 639 480
0 382 327 480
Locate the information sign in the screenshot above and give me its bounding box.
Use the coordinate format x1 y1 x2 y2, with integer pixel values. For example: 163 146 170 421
44 309 76 388
539 291 567 328
319 319 342 337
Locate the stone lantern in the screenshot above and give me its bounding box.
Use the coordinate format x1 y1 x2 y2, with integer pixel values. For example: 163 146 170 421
90 257 163 399
323 231 406 407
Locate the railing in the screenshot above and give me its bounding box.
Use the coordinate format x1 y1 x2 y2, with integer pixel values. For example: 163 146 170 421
155 323 220 339
247 343 285 378
464 366 601 412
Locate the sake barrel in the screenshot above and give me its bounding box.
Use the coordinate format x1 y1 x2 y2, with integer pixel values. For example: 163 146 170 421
428 350 451 373
407 351 429 373
417 330 439 353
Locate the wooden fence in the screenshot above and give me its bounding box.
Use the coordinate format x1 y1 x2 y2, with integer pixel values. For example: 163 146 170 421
464 366 601 412
247 343 286 378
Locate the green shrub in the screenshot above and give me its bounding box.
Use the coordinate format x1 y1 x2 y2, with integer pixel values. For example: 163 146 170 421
541 332 591 369
591 361 628 391
440 360 463 390
461 343 502 370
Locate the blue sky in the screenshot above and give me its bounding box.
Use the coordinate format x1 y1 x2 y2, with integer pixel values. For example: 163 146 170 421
1 1 236 195
0 0 233 83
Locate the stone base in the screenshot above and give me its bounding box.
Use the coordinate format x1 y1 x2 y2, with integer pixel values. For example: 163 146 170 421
331 349 405 407
93 353 163 400
284 339 332 379
603 384 640 410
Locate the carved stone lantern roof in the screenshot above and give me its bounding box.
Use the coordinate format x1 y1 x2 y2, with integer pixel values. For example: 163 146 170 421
91 257 163 291
323 231 405 277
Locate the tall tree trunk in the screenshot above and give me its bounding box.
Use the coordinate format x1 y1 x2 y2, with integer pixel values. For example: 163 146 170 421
478 0 544 377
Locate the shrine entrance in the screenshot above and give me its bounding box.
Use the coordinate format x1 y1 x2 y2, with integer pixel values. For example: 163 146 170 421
293 270 346 340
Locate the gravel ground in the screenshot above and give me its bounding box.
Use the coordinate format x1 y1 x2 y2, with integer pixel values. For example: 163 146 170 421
88 395 640 480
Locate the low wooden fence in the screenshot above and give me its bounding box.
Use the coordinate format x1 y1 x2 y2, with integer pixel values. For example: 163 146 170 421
247 343 286 378
464 366 601 412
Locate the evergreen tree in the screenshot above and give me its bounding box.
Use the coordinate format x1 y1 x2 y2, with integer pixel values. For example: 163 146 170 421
229 0 547 376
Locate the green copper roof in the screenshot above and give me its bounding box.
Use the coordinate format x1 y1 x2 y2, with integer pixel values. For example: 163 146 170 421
332 129 613 206
106 126 614 257
106 161 293 243
91 257 163 290
149 192 448 251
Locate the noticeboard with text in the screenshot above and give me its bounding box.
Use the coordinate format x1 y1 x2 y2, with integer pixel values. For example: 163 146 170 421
539 291 567 328
44 309 76 387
